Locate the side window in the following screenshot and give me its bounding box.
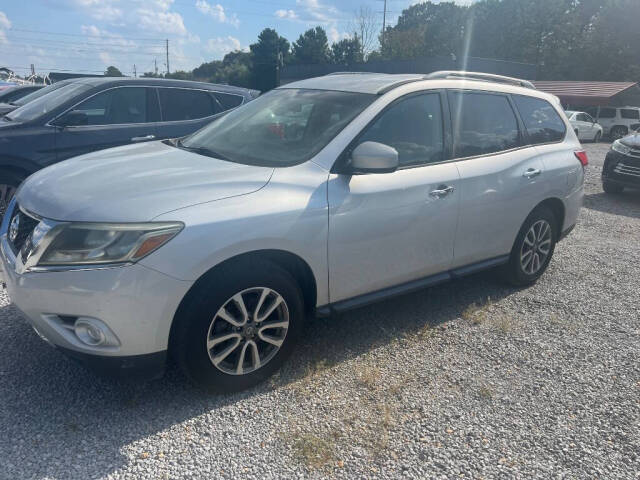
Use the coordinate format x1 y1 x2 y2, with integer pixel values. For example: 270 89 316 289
70 87 148 125
358 93 444 167
599 107 616 119
159 88 218 121
576 113 588 122
449 91 519 157
513 95 566 145
621 109 640 120
214 92 244 111
584 114 595 123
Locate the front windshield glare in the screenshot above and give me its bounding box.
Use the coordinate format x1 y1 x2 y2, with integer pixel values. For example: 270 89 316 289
181 88 375 167
7 83 90 123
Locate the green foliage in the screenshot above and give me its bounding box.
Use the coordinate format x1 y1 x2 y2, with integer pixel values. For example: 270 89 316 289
104 66 123 77
292 27 331 65
250 28 290 66
332 36 364 65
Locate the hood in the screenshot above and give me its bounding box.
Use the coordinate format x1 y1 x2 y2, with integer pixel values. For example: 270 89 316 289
0 103 17 116
620 132 640 149
17 141 274 222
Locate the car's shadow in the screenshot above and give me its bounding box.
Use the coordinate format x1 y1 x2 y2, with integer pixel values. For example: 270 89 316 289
0 270 518 479
583 190 640 219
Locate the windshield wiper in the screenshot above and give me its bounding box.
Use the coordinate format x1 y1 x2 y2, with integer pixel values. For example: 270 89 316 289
175 139 230 161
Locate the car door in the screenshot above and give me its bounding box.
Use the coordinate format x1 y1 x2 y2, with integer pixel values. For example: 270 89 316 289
154 87 223 139
53 86 158 161
449 90 546 268
576 113 593 140
328 91 460 303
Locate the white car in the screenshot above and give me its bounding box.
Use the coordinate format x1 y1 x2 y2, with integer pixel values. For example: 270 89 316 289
0 71 585 392
565 111 603 142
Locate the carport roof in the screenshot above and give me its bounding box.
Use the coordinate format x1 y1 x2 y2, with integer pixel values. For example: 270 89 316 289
533 81 638 105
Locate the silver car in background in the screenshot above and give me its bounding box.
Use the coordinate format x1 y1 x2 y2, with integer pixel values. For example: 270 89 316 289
0 72 585 392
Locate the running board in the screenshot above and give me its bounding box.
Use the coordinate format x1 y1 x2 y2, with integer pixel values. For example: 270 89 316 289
316 255 509 317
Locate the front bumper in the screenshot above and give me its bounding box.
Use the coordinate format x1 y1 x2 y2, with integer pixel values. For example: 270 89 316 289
1 225 192 378
602 150 640 188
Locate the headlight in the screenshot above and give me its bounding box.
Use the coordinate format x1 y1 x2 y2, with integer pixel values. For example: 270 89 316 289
37 222 183 266
611 139 631 155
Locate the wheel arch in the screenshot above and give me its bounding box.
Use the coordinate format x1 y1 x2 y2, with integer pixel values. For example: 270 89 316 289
169 249 318 350
532 197 565 240
0 156 40 180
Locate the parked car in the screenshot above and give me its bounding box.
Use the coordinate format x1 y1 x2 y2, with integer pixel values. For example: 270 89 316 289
602 131 640 193
0 84 44 104
0 77 259 214
565 110 603 142
0 79 76 117
577 105 640 140
0 72 584 391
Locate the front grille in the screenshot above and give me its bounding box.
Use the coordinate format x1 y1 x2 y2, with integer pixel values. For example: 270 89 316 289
614 162 640 178
8 205 39 254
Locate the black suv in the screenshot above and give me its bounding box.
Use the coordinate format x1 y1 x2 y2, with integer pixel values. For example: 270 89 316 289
602 132 640 193
0 78 259 213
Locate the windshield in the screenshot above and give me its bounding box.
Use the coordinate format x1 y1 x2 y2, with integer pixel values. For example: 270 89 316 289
6 83 91 123
12 80 74 106
180 88 375 167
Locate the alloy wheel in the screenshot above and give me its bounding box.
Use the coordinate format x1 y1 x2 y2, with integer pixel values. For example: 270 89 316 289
520 220 552 275
206 287 289 375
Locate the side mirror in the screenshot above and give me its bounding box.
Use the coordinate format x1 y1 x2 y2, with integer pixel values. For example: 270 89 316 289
348 141 399 174
57 110 88 127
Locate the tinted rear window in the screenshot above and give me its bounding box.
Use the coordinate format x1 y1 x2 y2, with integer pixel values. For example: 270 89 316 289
599 107 616 118
214 92 244 111
621 109 640 120
449 91 520 158
159 88 219 121
513 95 566 144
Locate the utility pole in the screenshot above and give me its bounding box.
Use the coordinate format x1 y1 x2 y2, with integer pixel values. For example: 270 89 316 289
382 0 387 45
154 58 158 76
30 64 35 76
133 64 137 77
165 39 170 75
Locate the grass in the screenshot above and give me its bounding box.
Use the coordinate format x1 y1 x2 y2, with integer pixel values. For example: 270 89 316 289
292 433 337 469
462 298 493 325
356 365 381 390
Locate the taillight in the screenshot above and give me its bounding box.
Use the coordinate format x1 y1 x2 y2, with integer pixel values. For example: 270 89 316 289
574 150 588 167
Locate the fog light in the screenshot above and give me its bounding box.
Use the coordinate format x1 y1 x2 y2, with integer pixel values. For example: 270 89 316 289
74 319 106 346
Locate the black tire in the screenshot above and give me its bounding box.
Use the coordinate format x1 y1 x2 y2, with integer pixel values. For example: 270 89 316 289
0 170 26 218
602 180 624 194
610 126 627 141
502 206 557 287
593 131 602 143
172 258 305 392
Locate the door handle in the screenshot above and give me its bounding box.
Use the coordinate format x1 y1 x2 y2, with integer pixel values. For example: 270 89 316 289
429 185 455 198
131 134 155 142
523 168 542 179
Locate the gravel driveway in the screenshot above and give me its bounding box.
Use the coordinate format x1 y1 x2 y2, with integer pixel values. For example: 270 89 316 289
1 142 639 479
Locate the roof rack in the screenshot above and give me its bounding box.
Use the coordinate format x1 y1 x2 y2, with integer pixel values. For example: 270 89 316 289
325 71 380 76
424 71 536 90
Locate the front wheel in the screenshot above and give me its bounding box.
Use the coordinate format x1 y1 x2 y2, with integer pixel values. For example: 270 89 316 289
502 207 557 287
610 126 627 141
602 180 624 194
172 259 305 392
0 170 26 218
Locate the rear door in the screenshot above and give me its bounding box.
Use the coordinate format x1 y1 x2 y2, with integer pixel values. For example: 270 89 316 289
328 91 460 302
449 90 545 267
154 87 223 139
53 86 159 161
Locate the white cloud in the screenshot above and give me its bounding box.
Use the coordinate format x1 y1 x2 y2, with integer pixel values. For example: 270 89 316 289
275 9 298 20
195 0 240 27
295 0 340 23
0 11 11 29
206 36 244 57
74 0 123 22
137 8 186 35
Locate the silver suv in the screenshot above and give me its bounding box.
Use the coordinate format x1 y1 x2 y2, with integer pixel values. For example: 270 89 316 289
0 72 585 391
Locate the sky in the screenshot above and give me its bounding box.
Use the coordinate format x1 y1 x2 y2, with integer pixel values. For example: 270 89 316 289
0 0 473 78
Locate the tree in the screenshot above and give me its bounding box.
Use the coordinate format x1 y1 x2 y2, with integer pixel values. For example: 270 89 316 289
349 6 378 59
249 28 290 91
292 27 331 65
331 37 364 65
104 66 123 77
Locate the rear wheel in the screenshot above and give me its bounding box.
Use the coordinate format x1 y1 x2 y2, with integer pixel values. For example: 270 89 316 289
502 206 557 287
610 126 627 141
0 170 25 218
172 259 305 392
602 180 624 194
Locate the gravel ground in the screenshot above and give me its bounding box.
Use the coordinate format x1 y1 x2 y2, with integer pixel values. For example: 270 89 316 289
1 141 639 479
